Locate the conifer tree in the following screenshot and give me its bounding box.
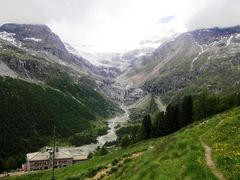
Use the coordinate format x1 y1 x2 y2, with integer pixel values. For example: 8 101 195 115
178 95 193 127
142 114 152 139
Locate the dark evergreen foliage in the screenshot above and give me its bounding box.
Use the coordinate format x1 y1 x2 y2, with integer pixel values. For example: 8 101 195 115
121 135 130 148
152 111 165 137
165 104 179 134
94 146 109 156
141 114 152 139
124 91 240 146
178 95 193 127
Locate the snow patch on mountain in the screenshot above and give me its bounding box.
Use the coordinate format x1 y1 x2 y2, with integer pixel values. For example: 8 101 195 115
211 41 218 47
135 52 146 58
64 43 80 56
226 35 233 46
190 39 204 71
235 34 240 38
24 37 42 42
0 31 22 48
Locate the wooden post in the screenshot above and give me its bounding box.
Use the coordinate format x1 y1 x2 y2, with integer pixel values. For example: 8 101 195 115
52 125 56 180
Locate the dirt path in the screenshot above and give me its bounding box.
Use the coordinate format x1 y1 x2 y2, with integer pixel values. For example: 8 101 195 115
84 151 143 180
85 164 112 180
201 141 226 180
0 171 29 179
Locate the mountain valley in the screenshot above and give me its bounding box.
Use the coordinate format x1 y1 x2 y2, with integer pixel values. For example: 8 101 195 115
0 23 240 179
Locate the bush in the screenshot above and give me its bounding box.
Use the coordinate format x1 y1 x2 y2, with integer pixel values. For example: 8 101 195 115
121 135 131 148
104 141 116 147
87 152 93 159
109 167 118 174
94 146 109 156
85 165 104 178
123 158 132 164
111 158 120 166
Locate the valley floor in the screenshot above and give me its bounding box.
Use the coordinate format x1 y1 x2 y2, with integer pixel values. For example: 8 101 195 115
6 107 240 180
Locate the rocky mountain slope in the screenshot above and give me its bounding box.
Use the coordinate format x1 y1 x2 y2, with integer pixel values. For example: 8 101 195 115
0 23 121 115
124 26 240 103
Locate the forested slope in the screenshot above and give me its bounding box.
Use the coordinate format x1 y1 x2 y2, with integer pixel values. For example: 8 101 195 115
0 76 120 172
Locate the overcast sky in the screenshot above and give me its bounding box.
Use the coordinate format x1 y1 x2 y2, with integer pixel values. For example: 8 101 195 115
0 0 240 53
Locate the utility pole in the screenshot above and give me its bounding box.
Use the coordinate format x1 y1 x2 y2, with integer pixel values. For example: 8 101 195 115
52 125 56 180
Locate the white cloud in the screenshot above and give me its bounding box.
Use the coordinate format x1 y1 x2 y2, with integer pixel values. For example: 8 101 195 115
186 0 240 30
0 0 239 53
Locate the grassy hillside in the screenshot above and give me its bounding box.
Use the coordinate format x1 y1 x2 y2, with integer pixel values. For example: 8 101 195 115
9 106 240 179
0 76 120 172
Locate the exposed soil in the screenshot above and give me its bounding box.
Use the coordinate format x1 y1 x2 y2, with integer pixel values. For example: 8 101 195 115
84 151 144 180
201 141 226 180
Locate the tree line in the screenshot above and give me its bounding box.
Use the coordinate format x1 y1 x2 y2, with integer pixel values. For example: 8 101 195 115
120 91 240 147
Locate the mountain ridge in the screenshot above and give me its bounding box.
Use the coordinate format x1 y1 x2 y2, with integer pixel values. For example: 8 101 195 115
121 25 240 103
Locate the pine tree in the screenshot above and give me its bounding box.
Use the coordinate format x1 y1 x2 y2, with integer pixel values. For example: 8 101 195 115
130 125 140 143
165 104 179 133
99 146 108 156
235 92 240 106
193 93 216 120
142 114 152 139
152 111 165 137
178 95 193 127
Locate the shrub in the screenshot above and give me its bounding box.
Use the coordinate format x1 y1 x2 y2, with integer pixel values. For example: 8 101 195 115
121 135 130 148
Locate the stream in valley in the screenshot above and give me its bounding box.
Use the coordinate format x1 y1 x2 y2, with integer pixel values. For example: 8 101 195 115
59 104 129 157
